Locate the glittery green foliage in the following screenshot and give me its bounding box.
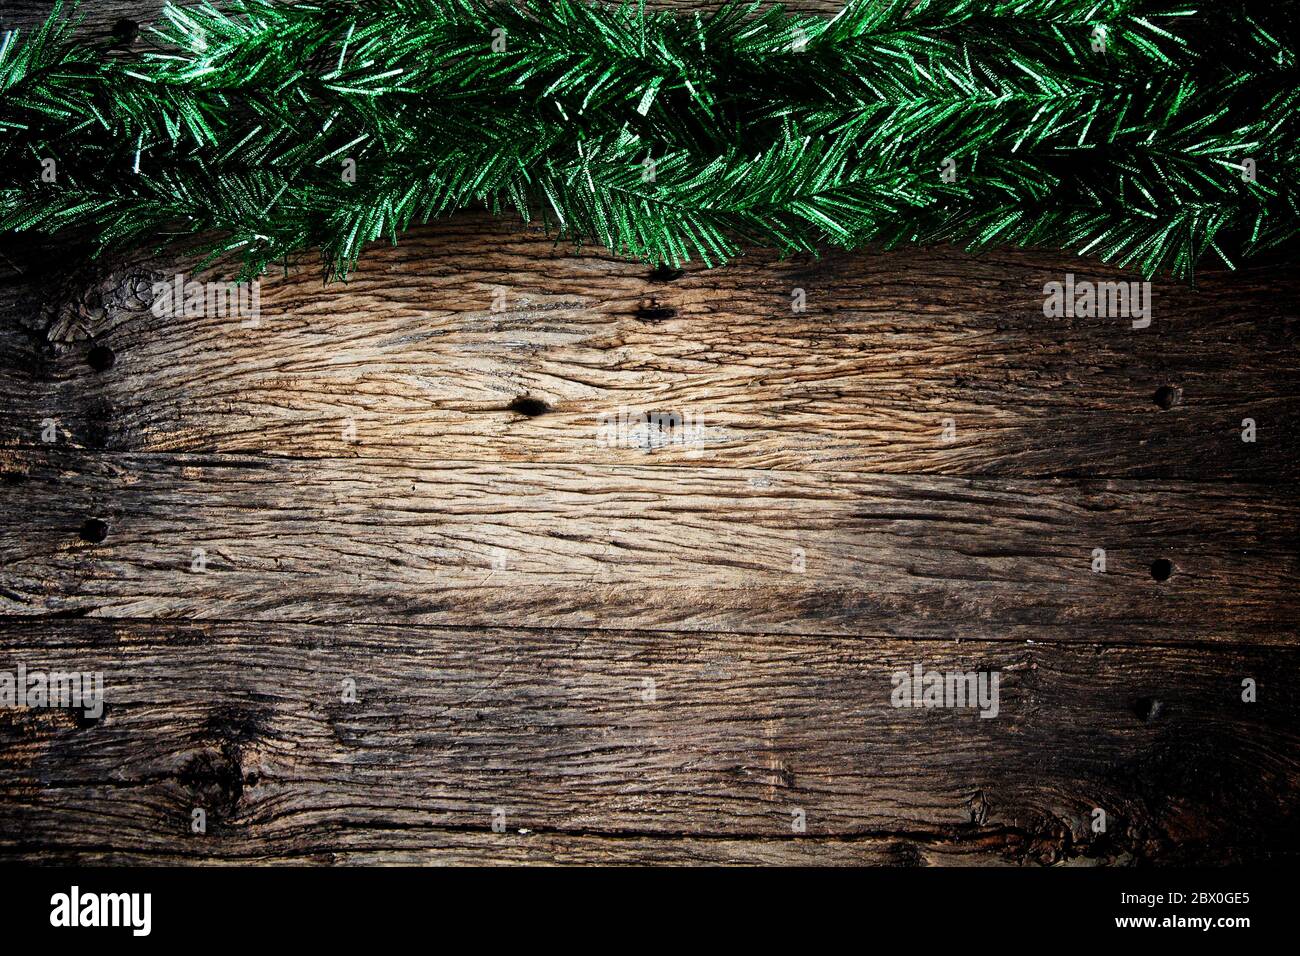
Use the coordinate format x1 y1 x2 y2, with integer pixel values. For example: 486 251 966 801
1 0 1297 279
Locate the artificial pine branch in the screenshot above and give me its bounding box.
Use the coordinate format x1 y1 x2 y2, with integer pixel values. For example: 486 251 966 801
2 0 1297 280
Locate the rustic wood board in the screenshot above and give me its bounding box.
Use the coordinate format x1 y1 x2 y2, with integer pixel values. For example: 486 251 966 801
2 621 1295 865
0 450 1297 641
1 0 1298 866
3 217 1296 478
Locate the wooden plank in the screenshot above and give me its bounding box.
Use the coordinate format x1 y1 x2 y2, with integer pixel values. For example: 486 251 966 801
0 450 1295 640
3 216 1295 478
1 621 1294 864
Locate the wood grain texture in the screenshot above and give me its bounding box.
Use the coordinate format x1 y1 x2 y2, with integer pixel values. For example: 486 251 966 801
1 621 1295 865
3 216 1296 478
0 449 1296 640
2 0 1298 869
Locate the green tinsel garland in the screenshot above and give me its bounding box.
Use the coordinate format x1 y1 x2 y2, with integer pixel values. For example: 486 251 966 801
1 0 1298 280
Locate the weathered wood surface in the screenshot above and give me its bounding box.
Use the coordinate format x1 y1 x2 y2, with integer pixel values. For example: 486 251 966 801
2 217 1296 478
0 450 1296 640
1 0 1298 867
1 621 1295 865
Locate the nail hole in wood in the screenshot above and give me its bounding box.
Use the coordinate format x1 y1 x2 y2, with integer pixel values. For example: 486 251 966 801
1149 558 1173 581
79 518 109 544
1135 697 1166 722
75 703 108 728
635 305 677 322
647 265 685 282
86 345 115 372
508 396 549 417
1153 385 1181 409
111 19 139 45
